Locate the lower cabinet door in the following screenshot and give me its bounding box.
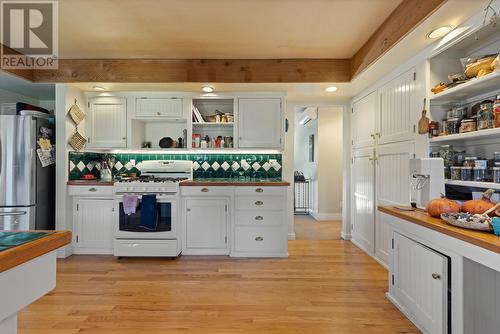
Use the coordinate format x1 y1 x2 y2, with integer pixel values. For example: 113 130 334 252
74 198 114 253
184 198 228 254
393 232 448 334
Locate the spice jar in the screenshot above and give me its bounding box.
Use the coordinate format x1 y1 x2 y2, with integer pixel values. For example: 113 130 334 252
493 167 500 183
463 157 478 168
444 166 451 180
459 119 476 133
428 121 439 138
446 118 461 135
494 95 500 128
461 167 473 181
495 152 500 162
473 167 487 182
477 100 494 130
439 145 454 166
450 166 462 180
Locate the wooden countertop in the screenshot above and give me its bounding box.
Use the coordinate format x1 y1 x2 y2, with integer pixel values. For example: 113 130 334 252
0 231 71 273
179 180 290 186
378 206 500 254
67 180 114 186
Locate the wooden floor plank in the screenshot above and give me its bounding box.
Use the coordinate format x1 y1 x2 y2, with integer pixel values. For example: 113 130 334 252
18 240 419 334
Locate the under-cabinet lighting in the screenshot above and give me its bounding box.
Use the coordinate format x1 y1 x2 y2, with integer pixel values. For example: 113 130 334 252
426 25 454 39
325 86 338 93
93 86 106 91
202 86 214 93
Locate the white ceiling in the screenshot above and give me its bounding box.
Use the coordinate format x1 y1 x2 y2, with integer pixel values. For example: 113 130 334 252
59 0 401 59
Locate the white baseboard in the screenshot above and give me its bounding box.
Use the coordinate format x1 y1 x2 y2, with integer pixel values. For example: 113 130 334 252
310 211 342 221
340 232 351 240
350 237 388 269
288 232 296 240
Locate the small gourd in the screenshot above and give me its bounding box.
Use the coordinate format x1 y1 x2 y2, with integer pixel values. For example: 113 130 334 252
426 194 461 218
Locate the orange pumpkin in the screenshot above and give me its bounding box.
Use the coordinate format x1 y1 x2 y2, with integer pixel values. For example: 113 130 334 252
426 194 461 218
462 189 496 215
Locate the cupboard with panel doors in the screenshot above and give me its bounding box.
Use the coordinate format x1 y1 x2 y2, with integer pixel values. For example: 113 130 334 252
350 67 417 267
87 97 127 148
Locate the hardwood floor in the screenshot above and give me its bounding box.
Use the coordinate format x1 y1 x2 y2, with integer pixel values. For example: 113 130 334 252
18 241 419 334
294 215 342 240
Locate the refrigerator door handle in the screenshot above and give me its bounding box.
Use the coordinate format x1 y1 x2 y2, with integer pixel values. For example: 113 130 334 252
0 211 27 216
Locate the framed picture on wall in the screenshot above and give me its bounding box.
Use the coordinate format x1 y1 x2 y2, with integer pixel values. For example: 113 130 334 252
309 134 314 162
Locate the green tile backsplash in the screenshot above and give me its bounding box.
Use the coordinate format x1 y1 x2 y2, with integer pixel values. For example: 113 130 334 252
68 151 282 180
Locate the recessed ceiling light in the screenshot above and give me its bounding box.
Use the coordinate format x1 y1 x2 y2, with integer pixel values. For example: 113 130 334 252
202 86 214 93
325 86 338 93
93 86 106 91
427 25 454 39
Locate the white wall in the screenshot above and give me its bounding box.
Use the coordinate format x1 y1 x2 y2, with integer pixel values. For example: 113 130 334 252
55 84 87 257
294 106 343 220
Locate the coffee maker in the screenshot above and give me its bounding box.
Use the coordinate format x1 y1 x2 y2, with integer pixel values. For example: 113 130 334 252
410 158 445 209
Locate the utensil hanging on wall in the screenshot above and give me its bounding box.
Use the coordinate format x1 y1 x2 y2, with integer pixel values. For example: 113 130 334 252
69 99 85 125
418 98 430 134
67 98 87 150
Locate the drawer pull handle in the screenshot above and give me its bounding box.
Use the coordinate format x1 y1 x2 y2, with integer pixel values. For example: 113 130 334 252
88 187 97 192
255 216 263 221
201 188 209 192
432 273 441 280
255 188 264 193
255 201 263 206
255 236 264 241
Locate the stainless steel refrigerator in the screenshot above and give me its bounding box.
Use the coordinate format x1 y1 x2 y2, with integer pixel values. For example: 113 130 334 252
0 111 55 230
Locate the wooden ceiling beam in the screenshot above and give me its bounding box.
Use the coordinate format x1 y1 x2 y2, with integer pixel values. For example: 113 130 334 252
351 0 447 79
31 58 351 83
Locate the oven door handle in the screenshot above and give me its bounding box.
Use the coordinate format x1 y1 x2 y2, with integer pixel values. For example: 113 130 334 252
0 211 27 216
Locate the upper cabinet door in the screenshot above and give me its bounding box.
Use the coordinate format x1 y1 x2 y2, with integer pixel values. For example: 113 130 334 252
238 98 282 149
88 97 127 148
352 91 377 149
136 97 183 117
378 69 416 145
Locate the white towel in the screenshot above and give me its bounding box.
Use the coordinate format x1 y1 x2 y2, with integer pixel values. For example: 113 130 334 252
122 194 138 215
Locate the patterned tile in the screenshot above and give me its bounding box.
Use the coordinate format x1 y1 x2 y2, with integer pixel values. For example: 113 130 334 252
252 162 261 171
231 161 240 171
212 161 220 171
69 161 75 171
192 161 200 170
201 161 210 170
76 161 85 172
221 161 230 171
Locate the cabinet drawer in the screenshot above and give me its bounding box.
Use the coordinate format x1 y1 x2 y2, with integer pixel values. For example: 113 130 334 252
235 186 284 196
113 239 178 257
235 196 283 211
234 226 286 254
235 210 283 227
136 98 183 117
68 185 114 197
181 186 233 197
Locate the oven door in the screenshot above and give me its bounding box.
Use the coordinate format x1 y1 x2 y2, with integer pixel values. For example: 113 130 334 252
114 194 177 239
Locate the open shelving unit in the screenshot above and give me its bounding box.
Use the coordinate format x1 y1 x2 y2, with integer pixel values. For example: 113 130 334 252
429 19 500 190
191 98 236 149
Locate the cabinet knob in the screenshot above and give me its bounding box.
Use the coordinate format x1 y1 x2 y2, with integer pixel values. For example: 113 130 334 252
370 134 375 139
255 236 264 241
157 112 161 116
255 188 264 193
376 132 381 138
201 188 209 192
431 273 441 280
88 187 97 192
122 137 126 140
255 200 263 206
255 216 263 221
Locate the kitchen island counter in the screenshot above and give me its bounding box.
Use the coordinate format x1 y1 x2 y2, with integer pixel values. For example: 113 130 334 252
0 231 71 334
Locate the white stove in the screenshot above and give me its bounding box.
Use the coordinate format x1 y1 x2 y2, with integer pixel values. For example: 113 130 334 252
112 160 192 258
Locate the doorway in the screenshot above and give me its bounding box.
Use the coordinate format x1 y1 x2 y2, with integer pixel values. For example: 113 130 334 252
293 105 343 240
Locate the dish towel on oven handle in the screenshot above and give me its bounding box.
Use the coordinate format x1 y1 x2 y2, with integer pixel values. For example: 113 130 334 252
122 194 138 215
140 194 158 230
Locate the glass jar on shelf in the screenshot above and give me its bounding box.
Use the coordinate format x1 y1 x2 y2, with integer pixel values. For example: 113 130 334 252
473 166 487 182
461 167 473 181
450 166 462 180
439 145 454 166
477 100 494 130
463 157 478 168
493 167 500 183
494 95 500 128
446 118 461 135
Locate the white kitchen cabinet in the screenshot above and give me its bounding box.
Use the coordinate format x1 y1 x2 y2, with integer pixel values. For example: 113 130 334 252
375 141 415 265
352 91 377 149
392 232 448 334
136 97 183 118
238 98 282 148
87 97 127 148
378 68 416 145
351 148 375 254
183 198 229 255
73 198 114 254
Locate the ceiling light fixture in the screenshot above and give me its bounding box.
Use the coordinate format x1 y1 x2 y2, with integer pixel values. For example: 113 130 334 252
93 86 106 91
426 25 454 39
202 86 214 93
325 86 338 93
